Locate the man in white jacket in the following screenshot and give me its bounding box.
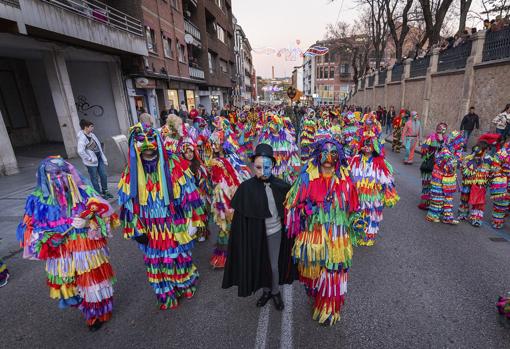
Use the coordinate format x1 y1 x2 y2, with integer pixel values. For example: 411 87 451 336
77 119 113 199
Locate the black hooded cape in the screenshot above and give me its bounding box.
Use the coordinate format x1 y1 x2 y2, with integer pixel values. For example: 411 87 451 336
222 176 298 297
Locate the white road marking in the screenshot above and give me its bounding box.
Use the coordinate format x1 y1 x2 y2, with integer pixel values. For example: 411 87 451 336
255 303 270 349
280 285 294 349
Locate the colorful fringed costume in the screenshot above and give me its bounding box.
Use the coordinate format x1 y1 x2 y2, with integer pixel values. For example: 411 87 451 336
497 293 510 319
118 124 206 309
181 137 212 242
285 137 361 326
299 117 317 162
425 132 464 224
391 111 405 153
349 131 399 246
341 112 360 158
458 142 499 227
419 125 447 210
235 113 255 162
258 114 300 183
16 156 118 328
0 258 8 287
209 130 251 268
492 141 510 228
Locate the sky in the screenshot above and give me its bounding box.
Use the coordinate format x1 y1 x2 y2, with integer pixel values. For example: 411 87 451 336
232 0 357 78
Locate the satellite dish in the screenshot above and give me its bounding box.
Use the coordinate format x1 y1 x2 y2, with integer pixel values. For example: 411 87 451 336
184 33 194 44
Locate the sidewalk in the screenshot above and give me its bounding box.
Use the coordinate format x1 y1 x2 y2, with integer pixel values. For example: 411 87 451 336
0 154 121 259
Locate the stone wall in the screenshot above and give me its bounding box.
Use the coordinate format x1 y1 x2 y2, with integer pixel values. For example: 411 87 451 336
386 83 401 110
428 72 464 133
374 86 385 108
347 30 510 140
471 62 510 133
403 78 425 123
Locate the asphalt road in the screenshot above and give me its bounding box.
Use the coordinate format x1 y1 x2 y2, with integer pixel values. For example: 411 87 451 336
2 150 510 348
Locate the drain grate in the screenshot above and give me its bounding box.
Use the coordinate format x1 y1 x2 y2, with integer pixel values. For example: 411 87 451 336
489 237 508 242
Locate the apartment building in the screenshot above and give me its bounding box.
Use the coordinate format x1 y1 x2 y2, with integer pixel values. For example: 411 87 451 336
233 19 254 106
0 0 146 174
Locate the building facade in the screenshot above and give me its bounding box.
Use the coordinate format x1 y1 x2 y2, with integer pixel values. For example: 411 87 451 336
232 20 253 106
0 0 146 175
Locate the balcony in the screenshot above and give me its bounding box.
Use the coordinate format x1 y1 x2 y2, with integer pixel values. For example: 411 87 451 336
189 66 205 80
184 19 201 46
2 0 147 55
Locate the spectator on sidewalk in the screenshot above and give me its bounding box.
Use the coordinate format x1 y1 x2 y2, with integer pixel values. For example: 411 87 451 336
402 111 421 165
77 119 113 199
386 106 396 134
460 106 480 150
159 108 169 128
492 104 510 136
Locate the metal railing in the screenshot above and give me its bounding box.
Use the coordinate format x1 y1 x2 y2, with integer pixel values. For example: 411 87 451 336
184 19 201 41
0 0 20 7
377 70 387 84
410 55 430 78
367 75 374 87
189 66 205 80
482 26 510 62
438 40 472 71
391 63 404 81
41 0 143 36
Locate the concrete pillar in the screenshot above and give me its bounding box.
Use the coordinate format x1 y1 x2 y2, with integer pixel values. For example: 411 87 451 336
0 110 18 175
459 31 486 127
43 50 79 158
422 48 440 131
108 61 131 135
401 59 413 109
384 67 392 109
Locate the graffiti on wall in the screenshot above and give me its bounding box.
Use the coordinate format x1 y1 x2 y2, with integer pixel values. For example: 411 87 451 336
75 95 104 117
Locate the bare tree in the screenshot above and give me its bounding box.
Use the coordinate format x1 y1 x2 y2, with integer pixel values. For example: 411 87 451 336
385 0 415 63
418 0 456 48
481 0 510 17
458 0 473 34
364 0 390 68
325 21 372 85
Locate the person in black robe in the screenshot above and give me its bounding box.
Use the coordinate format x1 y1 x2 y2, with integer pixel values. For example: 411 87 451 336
222 143 298 310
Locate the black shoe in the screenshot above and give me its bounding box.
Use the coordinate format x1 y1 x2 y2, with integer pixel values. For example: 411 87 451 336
272 292 284 311
88 320 103 332
256 291 272 307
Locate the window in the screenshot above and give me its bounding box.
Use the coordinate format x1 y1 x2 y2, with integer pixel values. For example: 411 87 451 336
219 59 228 73
330 67 335 79
162 34 173 58
324 67 329 79
340 64 349 74
167 89 179 109
316 67 319 77
216 25 225 43
145 26 157 53
177 43 186 63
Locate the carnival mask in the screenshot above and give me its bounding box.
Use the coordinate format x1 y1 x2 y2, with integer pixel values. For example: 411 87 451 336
133 126 158 163
361 139 373 154
320 142 339 167
436 123 447 134
254 156 273 179
183 144 195 161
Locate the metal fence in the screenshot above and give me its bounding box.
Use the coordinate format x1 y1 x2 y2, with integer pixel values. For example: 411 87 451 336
437 40 472 72
391 63 404 81
367 75 374 87
410 55 430 78
41 0 143 37
378 70 387 84
482 26 510 62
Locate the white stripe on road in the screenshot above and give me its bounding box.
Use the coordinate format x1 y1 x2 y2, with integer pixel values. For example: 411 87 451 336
280 285 294 349
255 303 270 349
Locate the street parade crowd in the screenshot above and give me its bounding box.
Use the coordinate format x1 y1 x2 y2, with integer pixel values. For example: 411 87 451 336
3 102 510 331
